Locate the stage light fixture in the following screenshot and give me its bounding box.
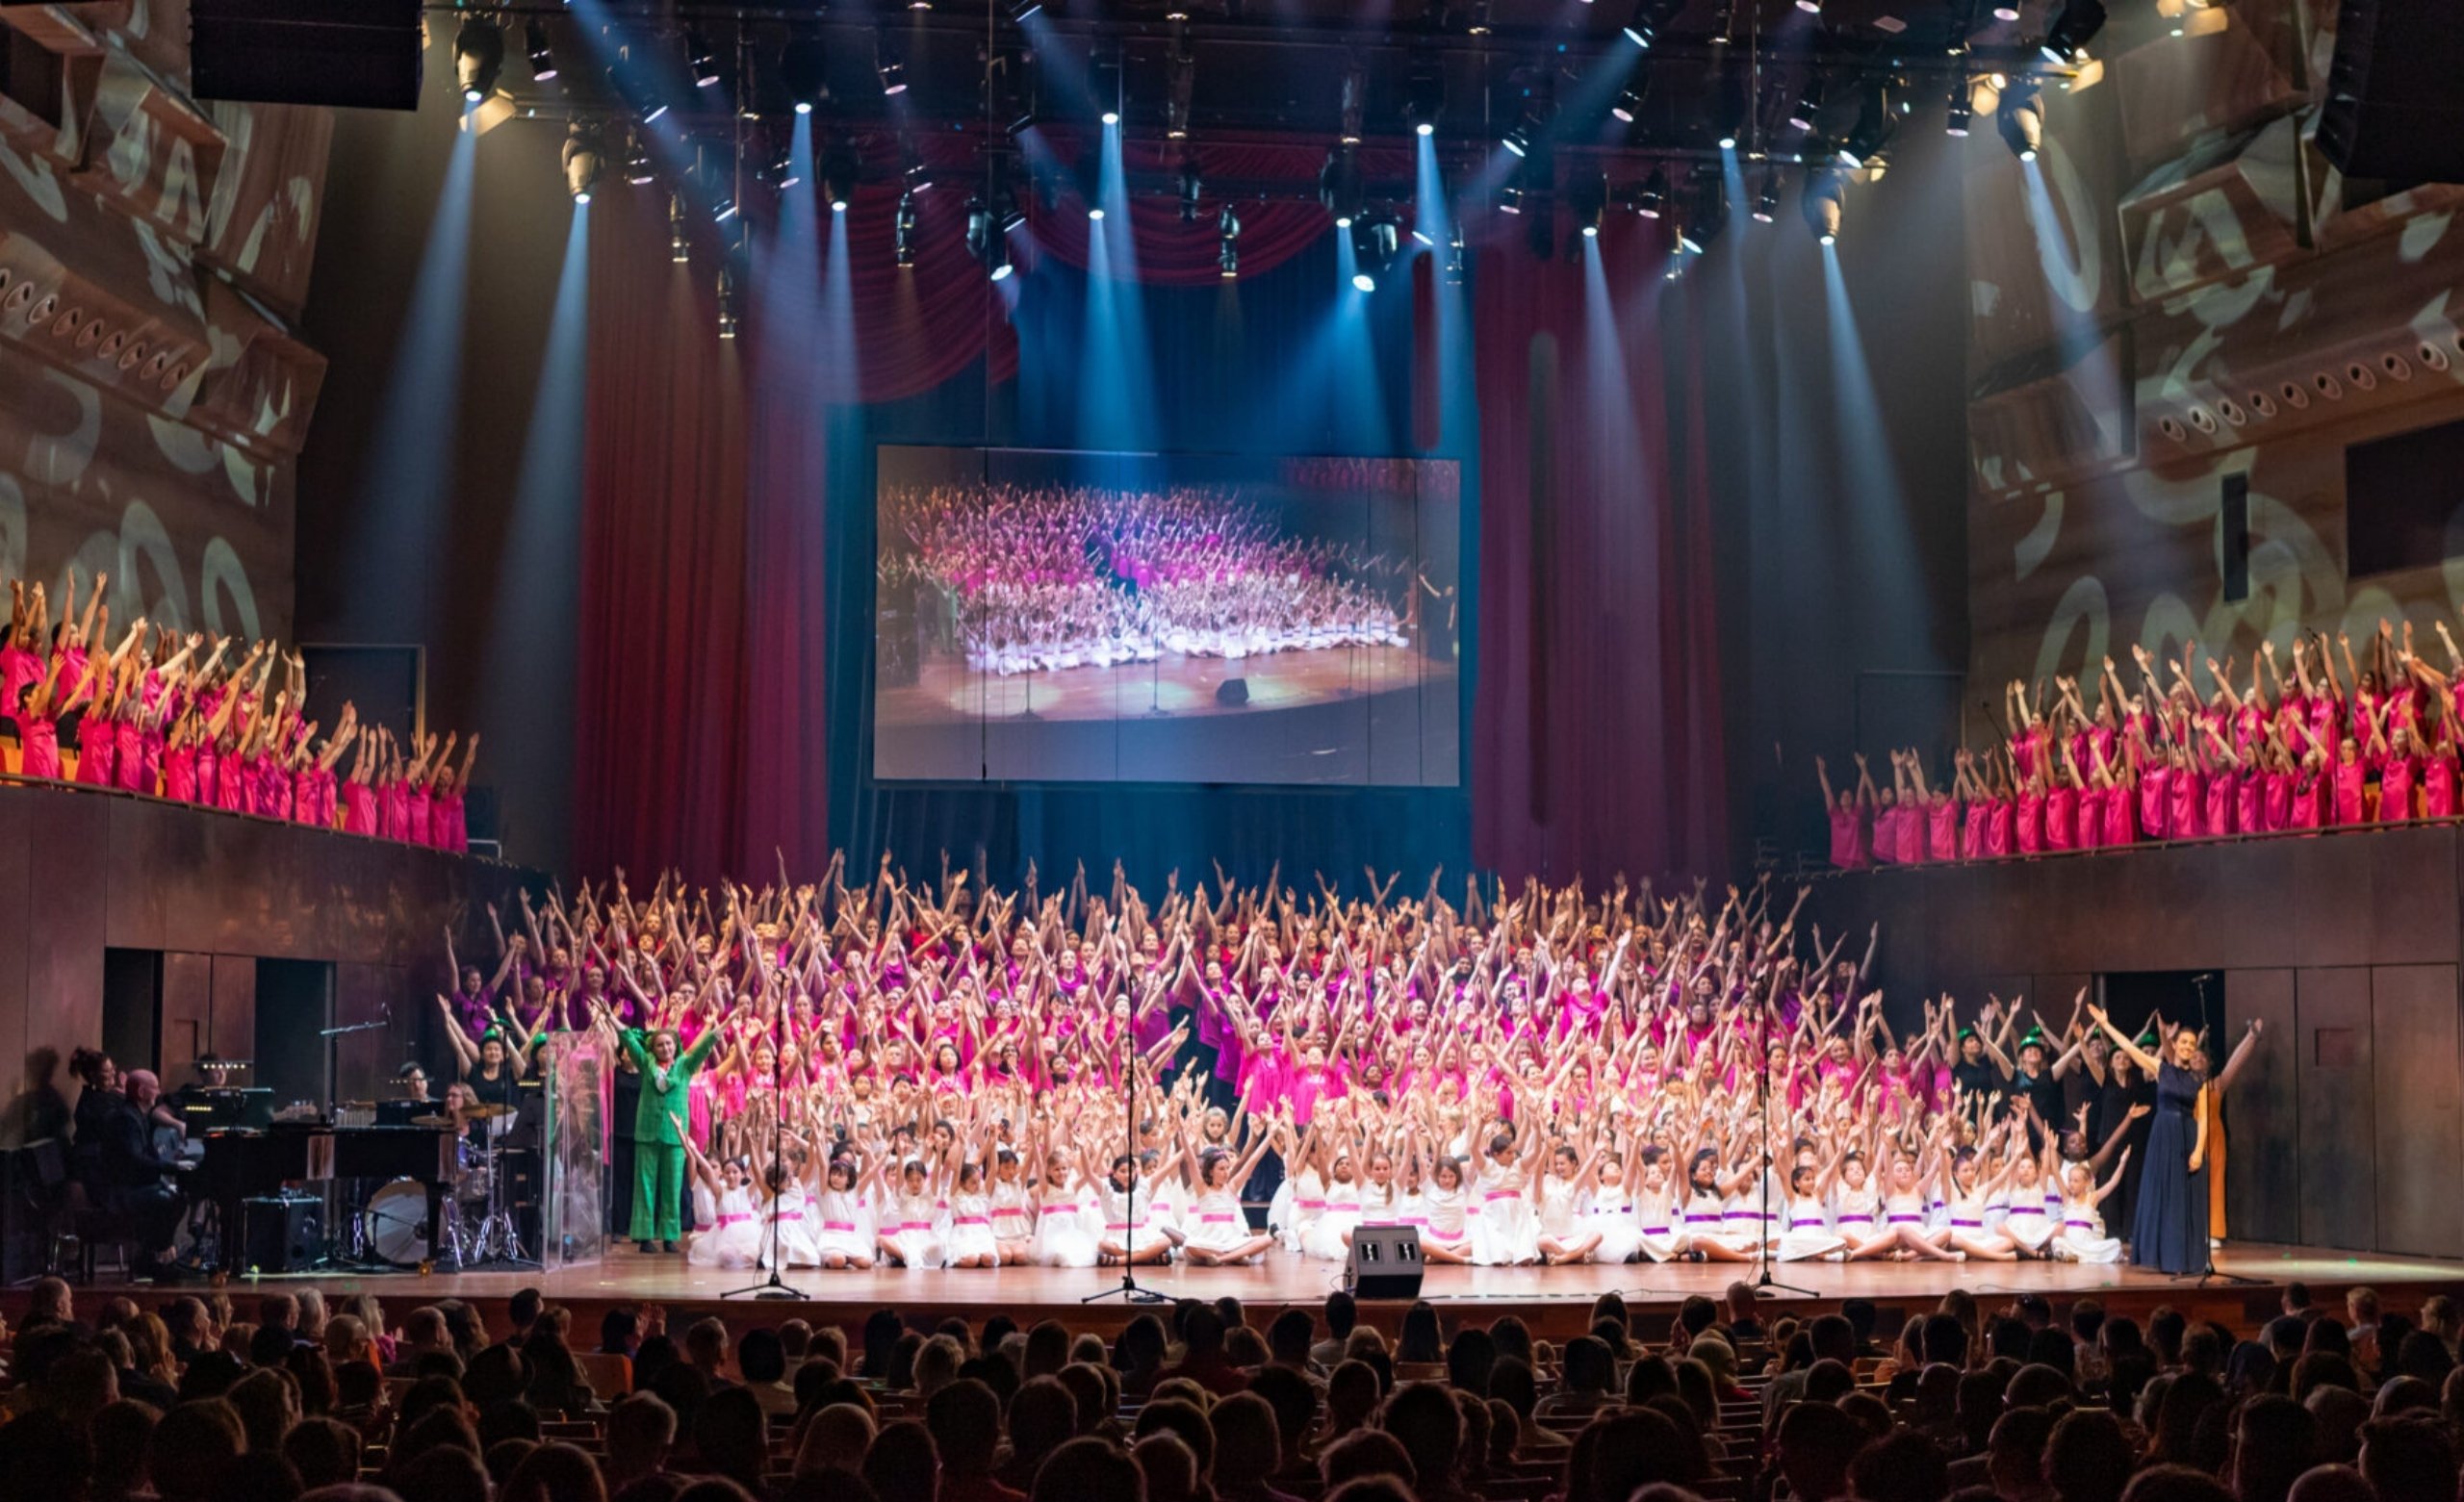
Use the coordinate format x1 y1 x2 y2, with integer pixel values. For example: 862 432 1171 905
1789 77 1824 131
1402 57 1445 135
1797 0 1821 12
716 265 741 339
1612 80 1648 124
770 136 800 191
1319 144 1364 226
1176 155 1203 221
1752 167 1779 222
1350 216 1398 291
1091 47 1123 124
1946 78 1973 135
1711 71 1746 149
626 135 655 185
455 17 504 103
561 121 603 203
1339 55 1367 144
1497 180 1524 214
904 147 934 194
1167 47 1195 139
1219 203 1241 278
779 35 826 115
1445 222 1467 285
1571 170 1606 239
820 138 860 213
1709 0 1734 42
1802 166 1843 242
686 28 722 89
1634 165 1667 217
1010 0 1042 18
1998 82 2043 161
526 21 557 82
1466 2 1493 36
989 239 1015 281
2040 0 2108 61
876 36 908 96
896 191 917 267
669 191 691 262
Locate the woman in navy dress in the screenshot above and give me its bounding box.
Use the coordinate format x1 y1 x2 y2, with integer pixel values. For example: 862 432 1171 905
2090 1004 2210 1274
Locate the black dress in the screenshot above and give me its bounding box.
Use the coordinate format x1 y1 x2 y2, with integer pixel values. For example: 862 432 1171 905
2129 1061 2209 1274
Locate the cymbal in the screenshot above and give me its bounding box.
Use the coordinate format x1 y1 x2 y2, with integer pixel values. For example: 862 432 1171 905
464 1102 518 1120
409 1114 454 1129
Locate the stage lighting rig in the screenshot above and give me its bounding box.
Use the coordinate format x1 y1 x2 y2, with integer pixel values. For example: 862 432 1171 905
1091 46 1123 125
1633 165 1667 217
626 134 654 186
904 145 934 195
455 16 504 103
876 36 908 96
1945 76 1973 136
669 191 691 262
526 21 557 83
1402 56 1445 136
716 265 741 339
1789 76 1825 132
1351 216 1399 292
1997 80 2043 161
1168 47 1195 140
1320 144 1364 227
1174 155 1202 221
562 121 603 204
780 35 827 114
1219 204 1241 278
2040 0 2107 62
820 137 860 213
1570 171 1606 239
1612 74 1650 125
686 28 722 89
1445 222 1467 286
770 134 801 191
1465 2 1493 37
1497 179 1524 214
1752 166 1780 222
989 237 1015 281
1802 165 1843 243
896 192 917 267
1339 55 1367 144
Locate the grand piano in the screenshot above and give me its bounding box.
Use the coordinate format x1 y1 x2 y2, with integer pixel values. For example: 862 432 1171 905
194 1123 456 1269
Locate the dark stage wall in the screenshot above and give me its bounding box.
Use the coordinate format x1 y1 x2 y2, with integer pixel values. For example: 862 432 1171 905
0 789 544 1109
1804 830 2464 1258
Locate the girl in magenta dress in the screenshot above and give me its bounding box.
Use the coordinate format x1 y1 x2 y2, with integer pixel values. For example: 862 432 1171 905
1814 753 1872 871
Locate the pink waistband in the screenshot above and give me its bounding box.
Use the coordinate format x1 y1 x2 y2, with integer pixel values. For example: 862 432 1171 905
1200 1212 1239 1223
1484 1190 1519 1202
1400 1216 1429 1226
821 1218 855 1231
718 1213 752 1227
955 1215 988 1226
1105 1221 1149 1232
775 1210 805 1222
1296 1199 1326 1209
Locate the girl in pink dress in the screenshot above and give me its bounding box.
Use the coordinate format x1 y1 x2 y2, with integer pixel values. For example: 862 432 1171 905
1815 753 1872 871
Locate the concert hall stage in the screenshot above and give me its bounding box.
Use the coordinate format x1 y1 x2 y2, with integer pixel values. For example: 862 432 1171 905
34 1242 2464 1344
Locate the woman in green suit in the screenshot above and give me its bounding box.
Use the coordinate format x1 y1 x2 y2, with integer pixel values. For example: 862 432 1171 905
598 999 723 1252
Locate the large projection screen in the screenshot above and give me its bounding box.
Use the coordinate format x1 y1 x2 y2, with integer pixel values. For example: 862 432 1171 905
873 446 1462 787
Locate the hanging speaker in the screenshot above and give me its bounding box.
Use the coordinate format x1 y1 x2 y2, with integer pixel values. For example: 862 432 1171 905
2316 0 2464 184
1347 1225 1424 1299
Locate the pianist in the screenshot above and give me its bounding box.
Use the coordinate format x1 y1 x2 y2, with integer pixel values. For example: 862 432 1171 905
91 1066 190 1278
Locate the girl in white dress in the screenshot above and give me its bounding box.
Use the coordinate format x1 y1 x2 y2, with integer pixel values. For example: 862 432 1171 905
680 1134 762 1270
880 1158 947 1269
1177 1128 1278 1265
1875 1147 1964 1263
1418 1150 1473 1264
1774 1163 1849 1262
1999 1135 2058 1259
944 1158 999 1268
2052 1148 2131 1263
1535 1141 1604 1265
1031 1147 1100 1269
1679 1148 1758 1262
1091 1151 1170 1265
808 1154 872 1269
1303 1146 1367 1262
1929 1141 2019 1261
1470 1130 1542 1266
1583 1151 1645 1265
1354 1149 1402 1238
1631 1149 1688 1263
990 1149 1038 1265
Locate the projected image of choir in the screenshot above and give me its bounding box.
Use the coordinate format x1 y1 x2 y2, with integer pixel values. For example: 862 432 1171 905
1820 621 2464 866
0 570 480 849
882 481 1416 676
426 861 2259 1278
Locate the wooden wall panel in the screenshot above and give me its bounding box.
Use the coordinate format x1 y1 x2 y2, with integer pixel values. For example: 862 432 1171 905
158 954 214 1088
209 955 257 1080
2296 967 2376 1252
2222 969 2299 1246
2371 965 2464 1258
331 963 413 1104
0 798 32 1098
26 797 110 1067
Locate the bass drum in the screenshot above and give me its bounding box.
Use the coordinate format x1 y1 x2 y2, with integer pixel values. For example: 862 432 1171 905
363 1179 434 1267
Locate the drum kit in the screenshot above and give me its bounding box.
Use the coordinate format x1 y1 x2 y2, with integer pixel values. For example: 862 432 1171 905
351 1100 534 1269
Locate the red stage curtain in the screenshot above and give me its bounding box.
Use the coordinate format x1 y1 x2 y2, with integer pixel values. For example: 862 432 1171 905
1469 225 1730 885
575 185 752 884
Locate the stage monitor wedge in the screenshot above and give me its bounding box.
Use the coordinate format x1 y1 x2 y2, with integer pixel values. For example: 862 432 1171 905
2317 0 2464 185
1347 1225 1424 1300
191 0 424 112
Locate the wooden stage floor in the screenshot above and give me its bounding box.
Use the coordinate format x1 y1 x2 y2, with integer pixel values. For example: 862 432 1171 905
43 1242 2464 1341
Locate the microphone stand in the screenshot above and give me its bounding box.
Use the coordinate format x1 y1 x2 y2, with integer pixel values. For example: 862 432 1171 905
1755 977 1815 1298
726 993 800 1300
1086 1017 1168 1304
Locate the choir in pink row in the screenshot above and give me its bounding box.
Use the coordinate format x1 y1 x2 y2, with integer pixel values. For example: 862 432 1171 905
0 572 478 850
1822 624 2464 868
